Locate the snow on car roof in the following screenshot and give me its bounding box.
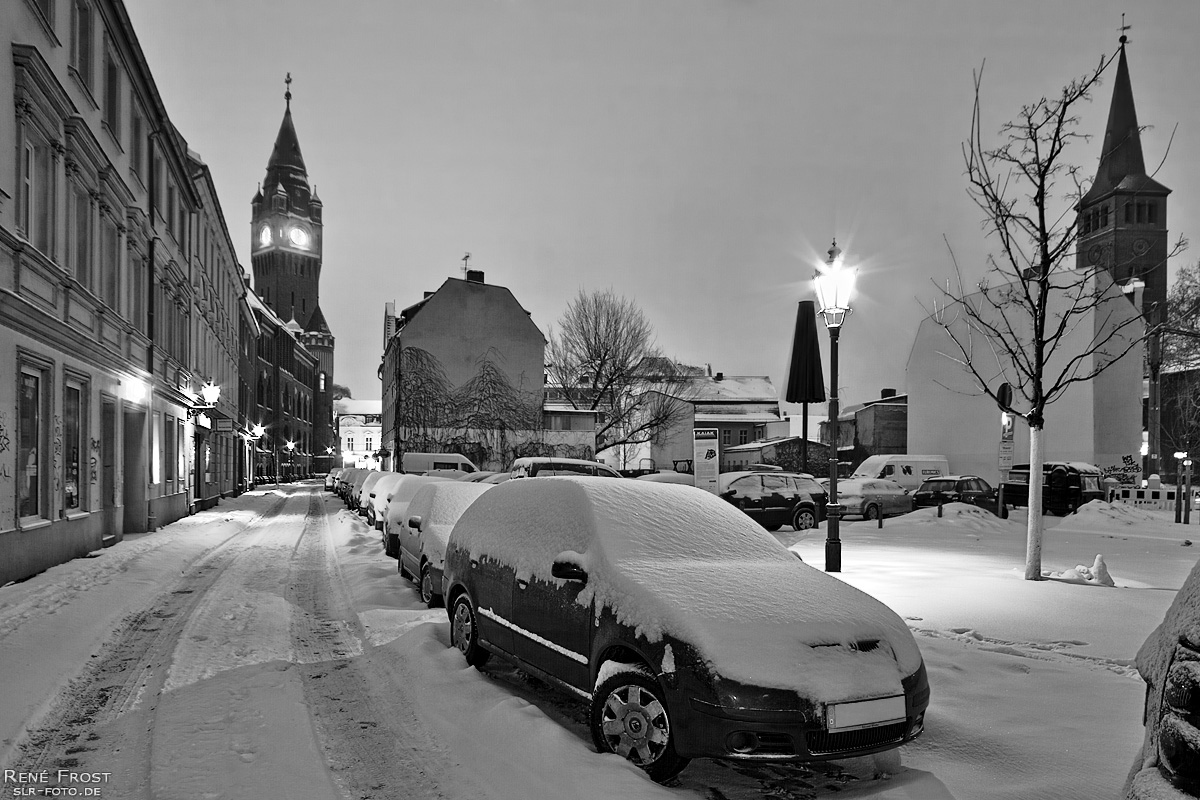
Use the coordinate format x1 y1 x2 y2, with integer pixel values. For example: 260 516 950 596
451 477 923 702
409 481 494 528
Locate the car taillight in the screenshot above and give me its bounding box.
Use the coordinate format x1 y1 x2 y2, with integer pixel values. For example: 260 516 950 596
1159 651 1200 792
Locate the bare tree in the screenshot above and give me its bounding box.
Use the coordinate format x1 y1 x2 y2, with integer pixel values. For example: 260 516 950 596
1161 260 1200 462
928 55 1182 580
546 289 697 453
455 350 542 466
393 346 456 457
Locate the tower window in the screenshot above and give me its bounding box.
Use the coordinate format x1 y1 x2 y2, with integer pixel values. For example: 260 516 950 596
1136 203 1146 224
1125 202 1133 224
1148 202 1157 224
1100 205 1109 228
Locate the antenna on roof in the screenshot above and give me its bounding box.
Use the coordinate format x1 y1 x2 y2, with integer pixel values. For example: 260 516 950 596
462 252 471 276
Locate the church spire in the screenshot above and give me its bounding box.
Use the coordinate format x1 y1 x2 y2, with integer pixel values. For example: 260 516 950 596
263 72 310 209
1082 34 1167 204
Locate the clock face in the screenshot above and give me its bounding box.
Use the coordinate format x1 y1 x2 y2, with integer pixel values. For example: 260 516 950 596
1133 238 1150 256
258 225 272 247
289 226 310 248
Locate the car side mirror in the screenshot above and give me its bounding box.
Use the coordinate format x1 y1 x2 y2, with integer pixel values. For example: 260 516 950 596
551 560 588 583
407 515 423 531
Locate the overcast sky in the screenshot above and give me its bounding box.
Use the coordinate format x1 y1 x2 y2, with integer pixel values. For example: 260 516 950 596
124 1 1200 412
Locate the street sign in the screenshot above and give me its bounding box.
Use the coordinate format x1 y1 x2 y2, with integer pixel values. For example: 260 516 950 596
215 418 234 432
999 413 1015 470
693 428 719 494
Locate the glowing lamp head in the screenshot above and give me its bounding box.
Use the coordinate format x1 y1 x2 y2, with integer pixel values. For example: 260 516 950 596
251 424 266 439
286 441 296 451
813 240 856 329
199 381 221 406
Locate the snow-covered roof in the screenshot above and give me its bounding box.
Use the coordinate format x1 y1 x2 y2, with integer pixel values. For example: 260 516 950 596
684 375 778 403
337 399 383 415
694 411 781 424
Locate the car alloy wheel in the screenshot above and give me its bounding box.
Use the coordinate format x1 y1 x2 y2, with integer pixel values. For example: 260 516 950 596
420 564 440 608
450 594 490 668
792 507 817 530
590 665 689 783
865 504 881 520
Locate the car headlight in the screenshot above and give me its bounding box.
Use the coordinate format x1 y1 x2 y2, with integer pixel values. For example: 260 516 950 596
1158 648 1200 793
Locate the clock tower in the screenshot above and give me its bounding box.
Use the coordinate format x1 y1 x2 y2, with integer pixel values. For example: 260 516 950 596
252 75 337 471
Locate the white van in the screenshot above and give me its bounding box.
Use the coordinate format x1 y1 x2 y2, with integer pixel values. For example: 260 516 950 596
852 454 949 491
401 452 479 475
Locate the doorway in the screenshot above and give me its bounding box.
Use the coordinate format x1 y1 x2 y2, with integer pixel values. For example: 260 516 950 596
122 407 147 533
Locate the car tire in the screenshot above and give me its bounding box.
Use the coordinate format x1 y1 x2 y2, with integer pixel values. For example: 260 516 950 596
420 563 440 608
865 504 881 521
762 522 783 532
449 593 490 668
792 507 817 530
590 664 689 783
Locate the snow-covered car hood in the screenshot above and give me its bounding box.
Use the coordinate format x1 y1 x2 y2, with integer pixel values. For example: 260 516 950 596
589 558 921 704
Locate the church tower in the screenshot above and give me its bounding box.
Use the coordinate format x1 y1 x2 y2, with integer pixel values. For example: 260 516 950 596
1076 35 1170 313
1076 34 1171 477
252 75 336 471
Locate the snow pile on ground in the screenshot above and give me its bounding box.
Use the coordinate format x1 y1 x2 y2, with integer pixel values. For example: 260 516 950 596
1045 554 1117 586
1071 500 1166 527
899 502 1013 532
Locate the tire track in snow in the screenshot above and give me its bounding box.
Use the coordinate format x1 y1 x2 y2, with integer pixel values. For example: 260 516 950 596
908 624 1141 678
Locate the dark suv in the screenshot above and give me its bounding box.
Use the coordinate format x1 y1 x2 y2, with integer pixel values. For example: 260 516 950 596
913 475 1002 516
717 471 828 531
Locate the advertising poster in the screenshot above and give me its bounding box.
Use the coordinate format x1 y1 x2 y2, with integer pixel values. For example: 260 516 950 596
693 428 719 494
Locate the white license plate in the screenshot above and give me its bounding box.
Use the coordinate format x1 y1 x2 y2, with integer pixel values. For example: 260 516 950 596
826 696 906 732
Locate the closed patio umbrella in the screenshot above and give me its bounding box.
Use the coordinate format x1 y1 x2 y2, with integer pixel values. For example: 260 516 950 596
785 300 826 473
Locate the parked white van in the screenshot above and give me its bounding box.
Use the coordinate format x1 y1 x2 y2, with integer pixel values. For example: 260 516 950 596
401 452 479 475
852 454 949 491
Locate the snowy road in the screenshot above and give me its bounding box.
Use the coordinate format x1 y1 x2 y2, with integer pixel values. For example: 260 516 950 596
0 484 1171 799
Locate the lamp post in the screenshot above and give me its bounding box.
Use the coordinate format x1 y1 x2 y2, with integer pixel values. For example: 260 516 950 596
813 239 856 572
285 440 296 483
1176 451 1189 524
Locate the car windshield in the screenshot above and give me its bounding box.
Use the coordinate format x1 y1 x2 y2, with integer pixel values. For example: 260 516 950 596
922 480 956 492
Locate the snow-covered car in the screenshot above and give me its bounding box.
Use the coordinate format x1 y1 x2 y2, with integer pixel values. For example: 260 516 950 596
635 470 696 486
508 456 624 479
824 477 913 520
356 471 390 516
367 472 405 530
456 471 499 483
1125 556 1200 798
337 468 363 502
381 475 452 558
912 475 1002 516
399 481 494 607
347 469 376 509
443 477 929 782
324 468 344 491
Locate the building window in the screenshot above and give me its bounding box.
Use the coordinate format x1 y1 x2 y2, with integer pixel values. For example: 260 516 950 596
101 215 120 309
64 380 86 511
319 372 326 392
70 182 92 289
103 45 120 137
347 436 355 452
1147 202 1158 225
721 429 731 446
20 135 55 254
1100 204 1109 228
130 108 144 180
738 429 748 445
164 414 176 483
18 365 47 520
71 0 94 90
365 436 373 453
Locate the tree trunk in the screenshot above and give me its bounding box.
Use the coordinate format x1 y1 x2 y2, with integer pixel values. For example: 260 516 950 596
1024 425 1045 580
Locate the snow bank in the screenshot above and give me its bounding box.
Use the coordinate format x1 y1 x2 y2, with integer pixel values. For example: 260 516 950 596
451 478 923 703
1071 500 1165 527
1044 554 1117 586
900 502 1013 533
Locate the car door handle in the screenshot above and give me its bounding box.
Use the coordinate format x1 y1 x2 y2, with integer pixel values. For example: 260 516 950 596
516 578 529 590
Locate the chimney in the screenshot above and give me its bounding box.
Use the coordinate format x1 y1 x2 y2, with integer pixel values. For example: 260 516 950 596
466 269 485 284
881 388 897 399
714 372 724 381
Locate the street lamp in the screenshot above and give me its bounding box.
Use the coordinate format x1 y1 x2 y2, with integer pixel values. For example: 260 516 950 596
1176 451 1190 524
813 239 856 572
285 440 296 482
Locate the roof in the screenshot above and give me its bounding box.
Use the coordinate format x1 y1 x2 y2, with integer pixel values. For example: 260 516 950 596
723 436 822 453
1082 44 1169 205
683 375 779 403
337 399 382 415
305 303 331 334
262 99 313 210
694 411 781 424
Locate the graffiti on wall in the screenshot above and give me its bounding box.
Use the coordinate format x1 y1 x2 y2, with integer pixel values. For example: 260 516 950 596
90 437 100 487
1101 454 1140 485
52 415 62 496
0 410 10 481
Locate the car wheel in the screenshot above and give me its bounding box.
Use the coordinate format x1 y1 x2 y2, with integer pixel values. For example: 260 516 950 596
590 665 689 783
865 504 881 521
762 522 783 532
420 564 440 608
792 507 817 530
449 593 490 668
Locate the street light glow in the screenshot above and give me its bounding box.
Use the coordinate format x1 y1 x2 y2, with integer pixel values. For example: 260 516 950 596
813 241 857 329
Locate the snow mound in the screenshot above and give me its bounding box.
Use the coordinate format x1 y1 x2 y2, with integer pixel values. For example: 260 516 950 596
1069 500 1162 527
1045 554 1116 586
903 502 1013 532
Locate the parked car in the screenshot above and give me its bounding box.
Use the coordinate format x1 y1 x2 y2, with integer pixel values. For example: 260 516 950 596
367 472 406 530
827 477 913 520
356 471 390 516
382 475 452 558
443 477 929 782
1001 462 1105 516
913 475 1002 516
401 452 479 475
851 455 949 491
717 470 828 531
324 468 344 491
456 471 498 483
509 456 624 479
348 469 376 509
635 470 696 486
336 468 362 501
480 472 511 484
398 481 493 607
1124 556 1200 798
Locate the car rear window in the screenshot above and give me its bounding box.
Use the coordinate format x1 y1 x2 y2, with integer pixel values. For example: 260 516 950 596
922 480 956 492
